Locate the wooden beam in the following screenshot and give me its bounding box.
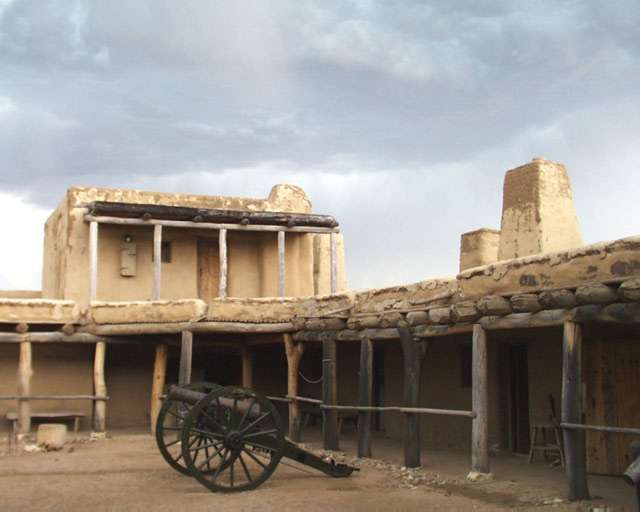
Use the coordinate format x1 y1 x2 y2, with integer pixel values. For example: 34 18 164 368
471 324 490 474
398 324 428 468
562 321 589 501
92 321 296 336
85 214 339 234
153 224 162 300
480 309 566 330
17 341 32 435
179 331 193 386
330 232 338 294
241 345 252 389
89 220 98 301
357 337 373 458
93 341 107 433
219 228 228 298
0 332 108 344
284 334 304 442
278 231 285 297
322 333 339 450
150 343 168 434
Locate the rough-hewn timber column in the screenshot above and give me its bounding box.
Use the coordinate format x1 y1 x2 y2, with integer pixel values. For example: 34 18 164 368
219 228 228 298
357 337 373 457
562 321 590 501
322 332 339 450
241 345 252 389
398 323 428 468
284 334 304 441
153 224 162 300
179 331 193 386
150 343 168 434
471 324 490 474
93 341 107 433
278 231 286 297
89 220 98 301
17 341 33 436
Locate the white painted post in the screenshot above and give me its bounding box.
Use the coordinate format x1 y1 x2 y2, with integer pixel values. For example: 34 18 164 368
219 228 228 298
278 230 285 297
89 221 98 301
153 224 162 300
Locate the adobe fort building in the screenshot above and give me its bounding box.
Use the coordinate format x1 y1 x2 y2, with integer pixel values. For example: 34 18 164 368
1 158 639 502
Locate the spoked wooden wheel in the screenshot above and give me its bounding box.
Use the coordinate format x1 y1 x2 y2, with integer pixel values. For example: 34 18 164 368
155 382 222 475
181 386 285 492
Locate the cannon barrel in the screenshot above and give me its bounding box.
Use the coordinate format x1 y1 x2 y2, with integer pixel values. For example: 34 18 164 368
168 384 261 419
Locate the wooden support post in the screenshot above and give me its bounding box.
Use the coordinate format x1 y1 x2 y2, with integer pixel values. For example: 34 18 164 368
241 345 252 389
219 228 228 298
357 337 373 458
562 321 590 501
150 343 168 434
89 220 98 301
17 341 33 435
322 333 339 450
330 232 337 294
284 334 304 442
278 230 285 297
471 324 490 474
398 323 428 468
179 331 193 386
153 224 162 300
93 341 107 433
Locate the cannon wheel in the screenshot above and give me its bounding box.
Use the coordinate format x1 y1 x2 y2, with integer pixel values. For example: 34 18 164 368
155 381 222 475
181 386 285 492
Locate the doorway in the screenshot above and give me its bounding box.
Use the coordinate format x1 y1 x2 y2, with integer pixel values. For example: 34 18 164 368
499 343 531 454
197 238 220 301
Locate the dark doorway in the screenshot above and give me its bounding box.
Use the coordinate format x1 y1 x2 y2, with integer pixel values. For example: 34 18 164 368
499 343 530 454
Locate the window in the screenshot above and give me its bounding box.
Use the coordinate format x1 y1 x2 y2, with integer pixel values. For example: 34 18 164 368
460 344 472 388
152 241 172 263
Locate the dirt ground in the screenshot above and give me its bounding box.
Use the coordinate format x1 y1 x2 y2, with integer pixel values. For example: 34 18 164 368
0 429 634 511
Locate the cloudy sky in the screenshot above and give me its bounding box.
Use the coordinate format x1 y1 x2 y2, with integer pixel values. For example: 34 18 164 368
1 1 639 291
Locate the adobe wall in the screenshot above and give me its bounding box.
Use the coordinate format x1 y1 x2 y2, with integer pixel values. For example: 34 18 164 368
42 184 345 304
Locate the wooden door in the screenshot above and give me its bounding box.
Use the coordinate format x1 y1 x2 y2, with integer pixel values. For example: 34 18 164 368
585 338 640 475
498 343 531 453
197 239 220 301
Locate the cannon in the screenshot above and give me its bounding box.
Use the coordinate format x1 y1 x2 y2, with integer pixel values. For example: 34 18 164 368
155 382 356 492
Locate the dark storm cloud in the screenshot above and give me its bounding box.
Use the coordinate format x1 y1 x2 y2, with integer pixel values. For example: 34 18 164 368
1 0 639 288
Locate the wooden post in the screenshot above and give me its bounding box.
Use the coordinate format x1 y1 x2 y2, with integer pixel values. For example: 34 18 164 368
17 341 33 435
398 323 428 467
278 230 285 297
284 334 304 442
471 324 490 474
153 224 162 300
150 343 168 434
562 321 590 501
322 333 339 450
93 341 107 433
179 331 193 386
330 232 337 294
89 220 98 301
241 345 252 389
219 228 228 298
357 337 373 457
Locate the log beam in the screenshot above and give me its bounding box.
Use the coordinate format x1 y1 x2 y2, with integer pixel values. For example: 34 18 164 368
284 334 304 442
398 323 428 468
357 337 373 458
179 331 193 386
219 228 228 298
152 224 162 300
471 324 490 474
150 343 168 434
562 321 589 501
93 341 107 433
322 333 339 450
241 345 253 389
17 341 33 435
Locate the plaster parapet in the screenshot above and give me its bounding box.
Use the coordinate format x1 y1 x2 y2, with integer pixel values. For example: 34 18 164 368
458 235 640 299
0 299 79 324
89 299 208 324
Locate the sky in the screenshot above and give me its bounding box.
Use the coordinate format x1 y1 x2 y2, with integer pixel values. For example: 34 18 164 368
0 1 639 291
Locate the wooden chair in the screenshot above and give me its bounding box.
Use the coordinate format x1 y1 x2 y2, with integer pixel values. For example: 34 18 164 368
528 395 565 468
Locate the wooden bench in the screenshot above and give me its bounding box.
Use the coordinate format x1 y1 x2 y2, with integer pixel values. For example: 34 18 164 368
7 410 86 435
